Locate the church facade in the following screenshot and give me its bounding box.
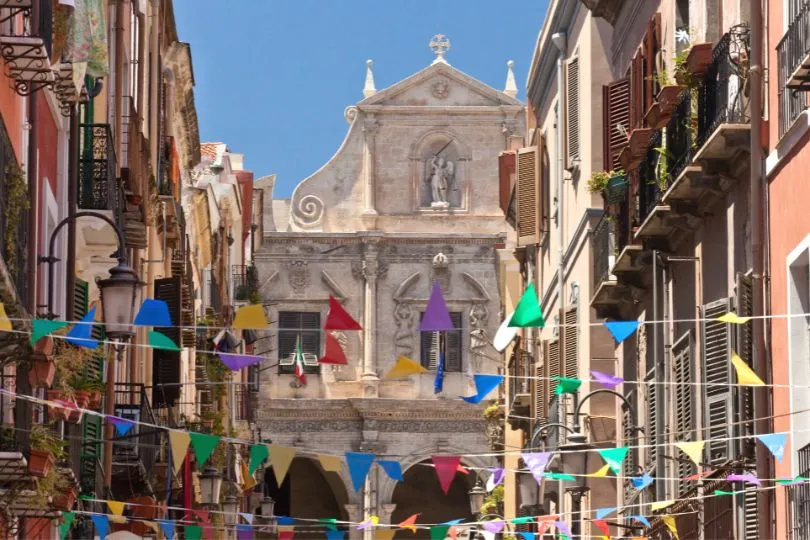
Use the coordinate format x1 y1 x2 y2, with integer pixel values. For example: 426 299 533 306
252 40 525 534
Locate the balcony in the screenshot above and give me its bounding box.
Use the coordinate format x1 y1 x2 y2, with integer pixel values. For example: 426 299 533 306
110 383 160 500
0 0 54 96
233 264 259 303
78 124 123 216
778 3 810 137
579 0 624 25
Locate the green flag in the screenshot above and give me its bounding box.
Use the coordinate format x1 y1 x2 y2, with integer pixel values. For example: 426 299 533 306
714 489 737 496
59 511 75 540
148 331 181 351
554 377 582 395
31 319 68 346
598 447 629 475
184 525 202 540
512 516 535 524
248 444 269 475
430 525 451 540
189 432 220 468
319 518 338 531
508 284 545 328
544 472 576 481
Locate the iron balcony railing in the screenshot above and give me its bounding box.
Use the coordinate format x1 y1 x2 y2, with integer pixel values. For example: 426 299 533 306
791 441 810 539
778 2 810 137
78 124 124 222
638 130 664 222
592 213 613 292
666 91 693 183
0 118 29 303
697 25 751 146
112 383 160 481
232 264 259 301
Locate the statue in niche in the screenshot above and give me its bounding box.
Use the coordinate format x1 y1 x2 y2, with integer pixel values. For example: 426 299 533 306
425 155 456 208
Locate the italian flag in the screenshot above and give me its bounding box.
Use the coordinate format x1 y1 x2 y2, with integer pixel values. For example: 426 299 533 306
294 335 307 385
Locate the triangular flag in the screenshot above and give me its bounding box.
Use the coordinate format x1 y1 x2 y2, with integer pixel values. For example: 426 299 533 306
270 444 296 486
717 312 751 324
189 432 220 468
345 452 376 492
356 516 378 530
91 514 110 539
662 516 679 540
398 513 421 533
731 352 764 385
319 518 338 531
319 332 348 365
324 296 362 330
65 306 98 348
629 515 651 527
59 511 75 540
248 444 269 475
554 377 582 395
487 468 505 491
276 516 294 526
432 455 461 494
218 353 263 370
319 454 343 472
236 525 254 540
604 320 640 343
0 303 11 331
460 374 504 404
522 451 552 483
591 370 624 389
240 513 255 524
108 516 127 525
519 534 536 540
598 447 629 474
483 520 505 534
31 319 68 345
148 331 181 351
595 508 616 520
593 519 611 539
134 299 172 326
728 473 761 485
756 433 787 463
384 356 428 379
430 526 450 540
585 464 611 478
325 532 345 540
512 517 534 525
555 521 572 538
420 282 454 331
714 489 738 495
631 472 654 490
456 463 469 474
232 304 269 329
107 500 125 515
378 460 403 481
184 525 202 540
375 531 396 540
544 472 575 481
169 431 190 473
508 283 545 327
108 416 135 436
675 441 705 466
278 528 295 540
650 500 674 511
158 520 175 539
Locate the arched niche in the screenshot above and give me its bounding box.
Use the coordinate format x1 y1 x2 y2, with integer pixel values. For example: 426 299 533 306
409 129 471 212
263 457 350 526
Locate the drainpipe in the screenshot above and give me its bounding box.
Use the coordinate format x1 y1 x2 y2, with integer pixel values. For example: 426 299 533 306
113 0 124 166
748 0 771 535
27 96 38 316
652 250 665 501
65 106 78 320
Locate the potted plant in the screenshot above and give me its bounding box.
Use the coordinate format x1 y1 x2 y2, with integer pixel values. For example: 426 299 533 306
29 424 64 477
588 170 628 204
86 380 104 409
67 373 96 409
46 389 72 422
652 146 674 192
53 483 78 511
29 354 56 389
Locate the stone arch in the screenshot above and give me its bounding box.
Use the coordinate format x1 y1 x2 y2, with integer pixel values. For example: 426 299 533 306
263 457 350 523
409 128 472 211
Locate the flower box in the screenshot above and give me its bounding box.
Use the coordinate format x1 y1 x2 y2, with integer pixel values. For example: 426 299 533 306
74 390 90 409
604 174 629 204
88 390 103 410
28 355 56 389
28 449 55 477
53 487 77 511
685 43 714 76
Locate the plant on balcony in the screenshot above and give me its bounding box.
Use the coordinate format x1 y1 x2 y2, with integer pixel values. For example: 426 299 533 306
67 373 103 409
29 424 65 478
480 484 505 516
483 403 504 451
4 164 29 277
587 170 628 204
652 146 674 191
28 353 57 389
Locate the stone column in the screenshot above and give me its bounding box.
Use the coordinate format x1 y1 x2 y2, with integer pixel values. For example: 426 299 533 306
362 116 378 216
344 504 362 540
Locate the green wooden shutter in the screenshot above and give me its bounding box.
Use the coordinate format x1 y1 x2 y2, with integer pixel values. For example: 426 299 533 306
153 277 182 407
735 273 756 458
623 389 639 503
80 412 102 494
645 367 658 472
702 298 734 466
672 331 695 495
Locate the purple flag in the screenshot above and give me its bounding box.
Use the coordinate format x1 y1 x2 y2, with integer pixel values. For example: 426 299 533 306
521 452 552 484
108 416 135 436
420 282 454 332
486 468 504 491
217 353 263 371
591 370 624 389
483 520 505 534
236 525 253 540
728 473 761 486
554 521 572 538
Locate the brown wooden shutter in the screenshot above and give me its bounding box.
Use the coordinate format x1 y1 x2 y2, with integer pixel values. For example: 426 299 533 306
498 151 516 216
153 276 182 408
630 50 645 129
645 367 658 471
539 136 549 232
642 13 662 118
701 298 734 466
735 273 756 459
516 146 540 245
563 308 578 379
445 312 463 372
672 331 696 495
603 77 631 171
547 339 561 396
532 358 548 423
566 57 580 166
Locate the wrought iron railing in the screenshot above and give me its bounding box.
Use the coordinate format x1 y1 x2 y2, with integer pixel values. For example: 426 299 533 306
697 26 751 146
592 213 613 292
78 124 122 218
37 0 53 58
778 2 810 136
232 264 259 301
0 118 29 302
666 91 693 182
112 383 160 481
638 131 664 222
791 442 810 539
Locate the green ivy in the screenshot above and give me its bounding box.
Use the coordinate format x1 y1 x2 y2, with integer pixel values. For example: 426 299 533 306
4 164 28 275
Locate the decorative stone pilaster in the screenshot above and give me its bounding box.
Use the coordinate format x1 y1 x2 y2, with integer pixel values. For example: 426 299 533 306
344 504 363 540
362 116 379 216
379 503 397 526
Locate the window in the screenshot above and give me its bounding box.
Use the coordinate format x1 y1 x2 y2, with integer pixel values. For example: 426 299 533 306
278 312 321 375
566 56 580 166
420 312 462 372
791 442 810 539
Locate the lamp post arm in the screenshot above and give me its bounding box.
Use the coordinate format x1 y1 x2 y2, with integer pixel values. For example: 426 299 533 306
573 389 642 434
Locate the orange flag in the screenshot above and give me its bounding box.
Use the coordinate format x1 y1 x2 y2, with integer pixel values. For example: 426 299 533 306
398 513 420 533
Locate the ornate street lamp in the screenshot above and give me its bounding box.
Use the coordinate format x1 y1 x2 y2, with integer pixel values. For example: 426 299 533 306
199 468 223 507
260 495 275 519
468 479 486 516
560 432 593 538
97 261 140 341
223 495 238 527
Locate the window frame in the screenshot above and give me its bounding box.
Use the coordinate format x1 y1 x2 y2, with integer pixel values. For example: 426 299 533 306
419 311 464 373
277 311 322 375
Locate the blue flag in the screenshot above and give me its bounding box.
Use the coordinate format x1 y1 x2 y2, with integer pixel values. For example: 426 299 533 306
378 460 403 481
756 433 787 463
158 520 175 540
91 514 109 539
461 374 505 404
434 348 445 394
65 307 98 349
326 532 346 540
604 320 640 343
345 452 376 492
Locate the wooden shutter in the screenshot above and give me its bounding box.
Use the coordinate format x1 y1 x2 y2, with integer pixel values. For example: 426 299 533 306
741 483 759 537
300 312 321 356
531 357 548 423
540 136 549 232
516 146 540 246
603 77 631 171
672 332 695 495
702 298 734 466
547 339 561 395
152 277 182 408
630 50 645 129
623 389 639 502
80 412 102 493
736 273 756 459
566 56 580 166
642 13 662 117
563 308 578 379
445 312 463 372
498 151 516 216
645 368 658 471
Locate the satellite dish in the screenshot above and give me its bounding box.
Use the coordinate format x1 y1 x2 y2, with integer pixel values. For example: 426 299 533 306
492 314 518 352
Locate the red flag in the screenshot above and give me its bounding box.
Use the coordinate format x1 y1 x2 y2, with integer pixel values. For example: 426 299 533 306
319 332 348 365
324 296 362 330
398 513 420 533
432 455 462 494
537 515 559 536
593 519 611 539
456 463 469 474
279 532 295 540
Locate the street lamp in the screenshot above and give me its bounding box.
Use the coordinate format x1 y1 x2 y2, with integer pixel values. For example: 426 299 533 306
223 495 238 527
560 432 593 539
517 468 538 510
199 468 223 508
260 495 275 519
468 479 486 516
97 260 140 341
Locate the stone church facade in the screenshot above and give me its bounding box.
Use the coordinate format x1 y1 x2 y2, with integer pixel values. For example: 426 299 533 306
252 43 525 534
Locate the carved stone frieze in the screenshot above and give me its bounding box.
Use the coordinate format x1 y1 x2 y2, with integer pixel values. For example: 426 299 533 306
431 252 451 292
286 260 311 294
351 259 388 281
260 419 485 434
393 301 415 357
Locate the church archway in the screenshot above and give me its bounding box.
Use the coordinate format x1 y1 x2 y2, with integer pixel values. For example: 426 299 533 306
390 460 474 538
263 457 349 524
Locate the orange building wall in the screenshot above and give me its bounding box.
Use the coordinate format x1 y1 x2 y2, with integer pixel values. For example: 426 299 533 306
0 68 25 162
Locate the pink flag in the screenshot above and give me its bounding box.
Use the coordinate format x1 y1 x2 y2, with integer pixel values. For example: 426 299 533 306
432 455 462 494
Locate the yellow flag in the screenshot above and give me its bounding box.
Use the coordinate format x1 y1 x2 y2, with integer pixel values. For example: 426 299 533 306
240 459 258 491
108 515 128 524
269 444 296 485
383 356 428 379
663 515 679 540
278 526 295 533
0 304 11 331
169 431 191 473
675 441 705 466
375 530 396 540
731 352 765 386
107 500 125 515
232 304 269 330
318 454 344 473
716 312 751 324
650 500 674 511
139 520 158 532
585 464 611 478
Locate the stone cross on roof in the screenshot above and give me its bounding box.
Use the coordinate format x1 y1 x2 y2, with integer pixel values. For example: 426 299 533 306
430 34 450 65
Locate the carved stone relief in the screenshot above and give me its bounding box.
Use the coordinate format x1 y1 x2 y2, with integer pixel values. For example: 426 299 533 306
431 252 451 292
291 194 325 230
393 302 415 357
286 260 311 294
432 78 450 100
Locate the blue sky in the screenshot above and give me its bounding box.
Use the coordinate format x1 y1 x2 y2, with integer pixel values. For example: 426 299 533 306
174 1 547 198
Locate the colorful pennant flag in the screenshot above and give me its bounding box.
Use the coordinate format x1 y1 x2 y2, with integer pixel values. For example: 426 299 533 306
108 416 135 436
512 517 534 524
169 431 190 473
731 352 764 385
293 336 307 385
662 515 679 539
158 520 175 539
717 312 751 324
460 374 504 404
555 521 572 538
148 331 181 351
278 527 295 540
91 514 110 539
508 283 545 328
189 432 220 468
675 440 705 466
756 432 787 462
134 299 172 326
325 532 345 540
434 343 445 394
631 472 654 490
714 489 738 496
319 332 348 365
519 534 535 540
585 464 611 478
378 460 403 481
432 455 461 494
554 376 582 395
399 513 420 533
218 353 264 370
107 500 125 515
276 516 295 526
629 515 651 527
430 525 451 540
482 520 505 534
270 444 296 485
375 530 396 540
544 472 575 481
420 282 454 331
240 513 255 524
356 516 378 530
522 451 552 483
184 525 202 540
595 508 616 520
0 303 11 331
319 454 343 473
232 304 269 330
65 306 98 348
728 473 761 486
487 468 505 491
591 370 624 389
319 518 338 531
345 452 376 492
248 444 269 475
598 447 629 474
31 319 68 345
650 500 674 511
384 355 428 379
604 320 640 343
236 525 254 540
592 519 611 539
324 296 362 330
59 511 75 540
